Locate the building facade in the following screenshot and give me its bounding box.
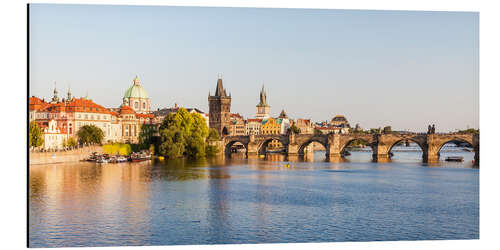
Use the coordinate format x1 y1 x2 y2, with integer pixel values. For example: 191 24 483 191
294 118 314 134
41 119 68 150
229 113 246 136
330 115 350 128
30 77 155 149
246 118 262 135
261 117 283 149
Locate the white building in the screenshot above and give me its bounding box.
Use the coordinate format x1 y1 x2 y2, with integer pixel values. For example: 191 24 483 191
246 118 262 135
42 119 68 150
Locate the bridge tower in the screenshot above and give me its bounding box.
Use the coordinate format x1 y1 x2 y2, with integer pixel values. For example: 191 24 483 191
208 74 232 136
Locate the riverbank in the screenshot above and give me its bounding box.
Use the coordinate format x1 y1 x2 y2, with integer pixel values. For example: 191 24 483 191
29 145 103 165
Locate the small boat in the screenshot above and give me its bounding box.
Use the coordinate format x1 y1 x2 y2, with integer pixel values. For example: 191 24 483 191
109 156 118 163
96 157 108 164
116 156 128 163
445 156 464 162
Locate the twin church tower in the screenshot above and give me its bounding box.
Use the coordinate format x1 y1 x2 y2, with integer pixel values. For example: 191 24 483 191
208 74 270 136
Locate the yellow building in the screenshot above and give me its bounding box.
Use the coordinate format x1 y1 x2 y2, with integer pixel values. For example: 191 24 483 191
261 118 283 149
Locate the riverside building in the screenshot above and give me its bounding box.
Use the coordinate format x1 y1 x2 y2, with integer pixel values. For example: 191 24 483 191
30 76 154 149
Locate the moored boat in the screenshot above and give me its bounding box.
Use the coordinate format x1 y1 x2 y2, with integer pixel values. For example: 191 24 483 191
445 156 464 162
96 157 109 164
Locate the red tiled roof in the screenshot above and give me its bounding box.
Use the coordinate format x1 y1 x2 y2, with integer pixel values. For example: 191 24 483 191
247 118 263 122
136 113 154 118
30 96 115 115
119 105 135 114
230 113 243 119
29 96 49 111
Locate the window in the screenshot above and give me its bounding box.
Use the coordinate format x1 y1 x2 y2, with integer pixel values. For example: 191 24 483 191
143 102 146 109
135 101 139 109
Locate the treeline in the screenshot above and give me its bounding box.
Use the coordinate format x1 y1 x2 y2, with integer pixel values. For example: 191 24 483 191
351 124 394 134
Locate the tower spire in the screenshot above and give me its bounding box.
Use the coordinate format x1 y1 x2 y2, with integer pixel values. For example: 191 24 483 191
51 81 60 103
258 83 268 107
215 73 226 97
67 83 72 101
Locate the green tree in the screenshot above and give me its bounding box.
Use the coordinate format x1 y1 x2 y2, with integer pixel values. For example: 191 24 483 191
288 124 300 134
158 108 212 159
67 137 77 148
457 128 479 134
77 125 104 145
314 128 323 135
138 124 156 149
207 128 220 140
29 121 44 148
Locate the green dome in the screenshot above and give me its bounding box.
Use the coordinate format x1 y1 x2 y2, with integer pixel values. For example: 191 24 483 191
124 76 149 99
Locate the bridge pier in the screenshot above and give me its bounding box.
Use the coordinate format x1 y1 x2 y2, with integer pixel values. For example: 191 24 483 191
423 152 440 163
372 153 391 163
326 153 342 162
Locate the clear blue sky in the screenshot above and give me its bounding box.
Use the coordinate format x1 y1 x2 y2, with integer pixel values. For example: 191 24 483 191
29 4 478 132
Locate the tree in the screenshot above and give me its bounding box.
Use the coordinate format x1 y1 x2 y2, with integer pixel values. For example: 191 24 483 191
138 124 156 149
207 128 220 140
314 128 323 135
383 126 392 134
158 108 210 159
29 121 44 148
67 137 77 148
77 125 104 145
288 124 300 134
457 128 479 134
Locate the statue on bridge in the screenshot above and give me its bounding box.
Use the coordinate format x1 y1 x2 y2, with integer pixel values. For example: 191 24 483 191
428 124 436 134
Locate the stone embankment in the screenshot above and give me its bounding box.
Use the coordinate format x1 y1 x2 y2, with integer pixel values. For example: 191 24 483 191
29 145 103 165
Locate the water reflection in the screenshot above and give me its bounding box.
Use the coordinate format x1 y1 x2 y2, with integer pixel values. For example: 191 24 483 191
29 149 478 247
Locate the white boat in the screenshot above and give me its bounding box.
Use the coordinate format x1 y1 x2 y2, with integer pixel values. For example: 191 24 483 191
96 157 109 164
117 156 128 163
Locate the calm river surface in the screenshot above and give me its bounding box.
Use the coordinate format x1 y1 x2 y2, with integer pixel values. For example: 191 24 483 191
29 144 479 247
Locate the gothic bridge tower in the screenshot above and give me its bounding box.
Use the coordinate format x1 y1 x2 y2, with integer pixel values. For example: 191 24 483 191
208 74 232 136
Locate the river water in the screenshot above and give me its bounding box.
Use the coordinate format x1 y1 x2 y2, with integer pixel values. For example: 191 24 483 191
29 144 479 247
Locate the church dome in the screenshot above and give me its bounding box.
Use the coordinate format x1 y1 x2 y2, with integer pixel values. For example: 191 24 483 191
124 76 149 99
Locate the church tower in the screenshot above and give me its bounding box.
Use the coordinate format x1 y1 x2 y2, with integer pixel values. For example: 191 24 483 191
208 74 232 136
256 84 270 119
51 82 60 103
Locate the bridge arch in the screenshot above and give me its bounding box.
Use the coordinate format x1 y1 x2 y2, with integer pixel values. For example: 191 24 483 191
224 140 248 156
435 137 474 156
298 139 328 155
257 137 288 154
387 138 426 154
340 137 374 153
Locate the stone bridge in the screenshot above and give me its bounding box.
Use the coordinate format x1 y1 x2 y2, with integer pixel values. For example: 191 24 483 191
222 132 479 165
